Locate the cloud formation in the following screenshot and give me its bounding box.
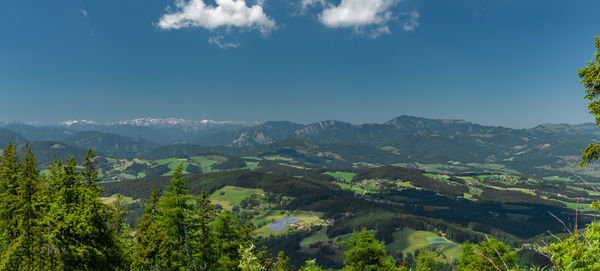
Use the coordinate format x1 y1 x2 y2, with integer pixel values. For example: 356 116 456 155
300 0 326 12
302 0 418 37
208 35 240 49
158 0 276 34
319 0 398 28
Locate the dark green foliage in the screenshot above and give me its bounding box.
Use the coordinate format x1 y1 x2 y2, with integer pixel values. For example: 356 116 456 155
0 148 128 270
547 203 600 270
0 146 45 270
210 156 248 170
458 237 517 271
579 37 600 166
130 166 259 271
82 148 99 188
45 156 126 270
415 249 438 271
0 142 20 246
273 251 292 271
341 228 397 271
542 36 600 271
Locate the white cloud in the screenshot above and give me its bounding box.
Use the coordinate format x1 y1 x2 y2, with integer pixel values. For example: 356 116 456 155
300 0 326 12
402 10 419 31
157 0 276 35
80 9 88 17
305 0 418 37
208 35 239 49
319 0 398 28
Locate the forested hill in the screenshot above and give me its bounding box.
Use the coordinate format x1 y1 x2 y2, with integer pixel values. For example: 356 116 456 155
2 116 599 179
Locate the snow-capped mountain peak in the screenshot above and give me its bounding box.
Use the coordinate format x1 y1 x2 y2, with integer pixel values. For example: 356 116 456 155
114 118 254 131
59 120 98 127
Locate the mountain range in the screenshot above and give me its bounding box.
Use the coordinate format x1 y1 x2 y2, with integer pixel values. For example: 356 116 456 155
1 116 598 178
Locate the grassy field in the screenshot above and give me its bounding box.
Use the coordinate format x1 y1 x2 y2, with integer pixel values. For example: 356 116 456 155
209 186 265 209
190 155 224 173
543 176 573 182
100 194 138 206
329 230 377 247
96 155 233 181
300 228 329 248
386 230 461 259
264 155 295 162
324 171 356 183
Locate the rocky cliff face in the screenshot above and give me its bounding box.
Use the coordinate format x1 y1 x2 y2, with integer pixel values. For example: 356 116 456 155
231 131 274 147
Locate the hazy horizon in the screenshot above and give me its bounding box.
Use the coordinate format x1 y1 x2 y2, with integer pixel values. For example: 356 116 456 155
1 113 596 130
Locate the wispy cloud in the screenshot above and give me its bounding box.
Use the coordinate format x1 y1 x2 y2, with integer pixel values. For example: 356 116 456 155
80 9 88 17
157 0 276 35
300 0 326 13
402 10 419 31
208 35 239 49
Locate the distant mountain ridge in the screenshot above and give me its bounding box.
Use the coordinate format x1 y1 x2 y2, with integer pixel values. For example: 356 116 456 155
2 115 599 177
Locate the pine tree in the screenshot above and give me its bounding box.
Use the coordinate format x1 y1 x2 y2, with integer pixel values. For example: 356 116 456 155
299 259 327 271
194 189 217 270
341 228 398 271
0 147 44 270
110 193 131 233
458 237 516 271
546 36 600 271
81 148 98 189
238 244 266 271
210 210 255 271
131 186 174 271
458 241 475 271
0 142 20 249
578 37 600 166
157 164 199 270
46 156 125 270
415 249 437 271
273 251 292 271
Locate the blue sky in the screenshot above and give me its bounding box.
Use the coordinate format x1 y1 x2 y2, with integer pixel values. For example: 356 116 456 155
0 0 599 128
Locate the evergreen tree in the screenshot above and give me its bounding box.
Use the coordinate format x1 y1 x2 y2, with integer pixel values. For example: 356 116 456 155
458 237 516 271
273 251 292 271
415 249 437 271
81 148 98 188
546 37 600 270
194 189 217 270
210 210 255 271
299 259 327 271
110 193 133 268
0 142 20 249
110 193 130 233
131 186 175 271
46 156 125 270
341 228 398 271
578 37 600 166
458 241 476 271
156 164 201 270
547 203 600 270
0 146 44 270
238 244 266 271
